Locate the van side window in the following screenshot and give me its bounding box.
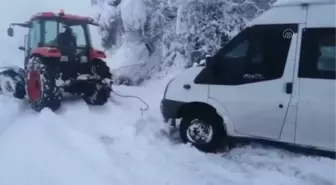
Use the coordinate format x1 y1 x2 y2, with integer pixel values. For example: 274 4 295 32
209 24 296 85
225 40 249 58
298 28 336 79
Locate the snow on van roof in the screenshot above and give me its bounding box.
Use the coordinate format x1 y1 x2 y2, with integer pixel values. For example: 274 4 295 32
274 0 335 7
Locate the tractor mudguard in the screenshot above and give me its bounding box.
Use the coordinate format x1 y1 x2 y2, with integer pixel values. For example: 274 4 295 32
32 47 61 58
32 48 106 60
89 49 106 60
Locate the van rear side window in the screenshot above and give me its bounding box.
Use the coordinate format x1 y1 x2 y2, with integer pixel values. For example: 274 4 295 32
317 46 335 72
298 28 336 80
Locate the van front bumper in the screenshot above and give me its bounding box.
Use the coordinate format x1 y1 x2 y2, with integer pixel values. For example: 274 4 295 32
160 99 184 124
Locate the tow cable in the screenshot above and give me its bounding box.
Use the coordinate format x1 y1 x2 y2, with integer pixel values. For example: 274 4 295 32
110 64 150 116
110 89 149 116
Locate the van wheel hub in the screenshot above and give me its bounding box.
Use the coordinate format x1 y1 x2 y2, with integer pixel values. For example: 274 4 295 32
186 119 214 144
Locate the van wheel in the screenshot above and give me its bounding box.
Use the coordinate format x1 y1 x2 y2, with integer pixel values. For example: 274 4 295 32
179 111 226 153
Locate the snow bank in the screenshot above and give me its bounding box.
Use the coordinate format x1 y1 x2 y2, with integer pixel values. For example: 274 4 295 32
0 96 23 136
0 108 116 185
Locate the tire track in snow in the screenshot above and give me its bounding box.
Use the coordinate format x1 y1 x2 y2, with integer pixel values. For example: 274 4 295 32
38 109 123 184
0 96 27 138
0 107 120 185
0 84 334 185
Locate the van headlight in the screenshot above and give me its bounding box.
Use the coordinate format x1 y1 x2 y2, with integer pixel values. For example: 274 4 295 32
163 77 175 98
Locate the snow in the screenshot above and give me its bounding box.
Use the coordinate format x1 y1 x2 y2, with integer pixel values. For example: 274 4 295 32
119 0 148 31
0 78 335 185
0 0 335 185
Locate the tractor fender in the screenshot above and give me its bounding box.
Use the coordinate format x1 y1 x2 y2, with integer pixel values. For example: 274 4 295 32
31 47 106 60
32 47 61 58
89 49 106 60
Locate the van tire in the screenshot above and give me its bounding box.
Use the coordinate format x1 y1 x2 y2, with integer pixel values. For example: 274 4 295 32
179 111 226 153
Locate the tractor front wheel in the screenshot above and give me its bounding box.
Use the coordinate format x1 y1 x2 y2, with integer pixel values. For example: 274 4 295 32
26 56 62 112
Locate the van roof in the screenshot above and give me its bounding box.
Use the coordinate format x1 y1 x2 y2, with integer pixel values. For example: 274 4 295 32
273 0 335 7
246 0 335 26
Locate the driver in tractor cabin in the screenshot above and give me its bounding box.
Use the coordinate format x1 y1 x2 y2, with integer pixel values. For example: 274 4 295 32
47 25 77 60
58 26 77 60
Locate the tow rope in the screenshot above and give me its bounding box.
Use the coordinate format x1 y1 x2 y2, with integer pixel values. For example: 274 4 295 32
110 88 149 116
109 64 150 115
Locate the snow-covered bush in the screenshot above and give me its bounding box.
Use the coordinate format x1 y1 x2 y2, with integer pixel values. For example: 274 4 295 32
91 0 275 85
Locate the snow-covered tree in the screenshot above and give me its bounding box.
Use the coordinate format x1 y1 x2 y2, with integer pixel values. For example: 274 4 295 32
91 0 276 85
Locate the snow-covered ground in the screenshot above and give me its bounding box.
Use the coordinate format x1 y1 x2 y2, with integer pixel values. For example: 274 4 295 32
0 78 335 185
0 0 335 185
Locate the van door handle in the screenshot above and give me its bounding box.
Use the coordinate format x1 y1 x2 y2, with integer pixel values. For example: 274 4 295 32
285 82 293 94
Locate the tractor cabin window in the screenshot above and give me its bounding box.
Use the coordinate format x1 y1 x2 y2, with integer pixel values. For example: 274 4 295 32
43 20 87 48
28 20 42 50
59 23 87 48
44 20 58 46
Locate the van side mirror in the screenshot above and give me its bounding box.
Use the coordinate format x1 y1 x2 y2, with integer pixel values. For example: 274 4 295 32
7 27 13 37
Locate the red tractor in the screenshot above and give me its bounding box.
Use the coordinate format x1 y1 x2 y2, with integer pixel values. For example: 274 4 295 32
0 10 113 112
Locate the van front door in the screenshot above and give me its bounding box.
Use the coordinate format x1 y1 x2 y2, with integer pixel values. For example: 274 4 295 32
296 27 336 151
208 24 298 140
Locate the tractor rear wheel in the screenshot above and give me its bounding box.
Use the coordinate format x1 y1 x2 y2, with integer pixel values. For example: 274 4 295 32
26 56 62 112
81 59 112 106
